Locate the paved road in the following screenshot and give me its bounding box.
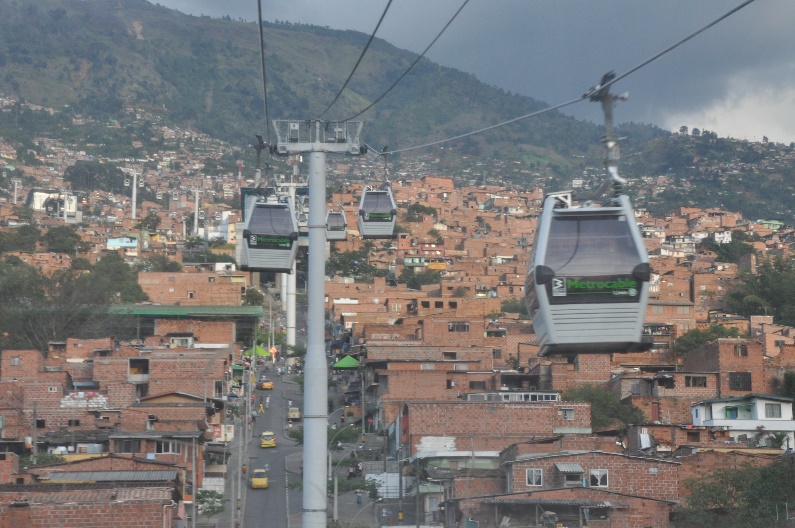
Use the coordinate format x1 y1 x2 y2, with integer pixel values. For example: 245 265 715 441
241 370 303 528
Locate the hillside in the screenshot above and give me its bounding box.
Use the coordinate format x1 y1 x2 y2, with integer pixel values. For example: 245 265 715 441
0 0 651 163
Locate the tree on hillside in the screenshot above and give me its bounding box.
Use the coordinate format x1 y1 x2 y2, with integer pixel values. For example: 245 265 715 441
674 326 741 357
702 238 755 263
673 461 795 528
562 384 644 431
43 225 82 253
242 288 265 306
136 253 181 272
501 298 528 318
726 255 795 326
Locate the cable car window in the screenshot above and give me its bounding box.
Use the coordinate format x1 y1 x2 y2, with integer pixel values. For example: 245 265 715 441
362 192 394 219
248 205 294 236
545 215 641 276
543 214 644 305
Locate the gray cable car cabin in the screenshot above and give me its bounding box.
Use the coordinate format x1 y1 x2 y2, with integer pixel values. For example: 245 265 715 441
239 199 298 273
357 188 396 239
525 193 651 356
325 210 347 241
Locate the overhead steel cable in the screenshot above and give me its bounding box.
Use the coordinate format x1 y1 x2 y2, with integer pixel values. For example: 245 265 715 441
583 0 757 97
257 0 271 146
384 0 757 156
318 0 394 119
340 0 472 122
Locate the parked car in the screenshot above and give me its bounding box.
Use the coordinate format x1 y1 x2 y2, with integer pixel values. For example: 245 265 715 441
260 431 276 448
249 468 269 489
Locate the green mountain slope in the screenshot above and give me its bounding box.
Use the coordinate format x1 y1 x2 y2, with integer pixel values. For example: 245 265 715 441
0 0 661 159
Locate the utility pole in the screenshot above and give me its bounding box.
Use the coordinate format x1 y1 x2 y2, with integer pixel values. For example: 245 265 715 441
272 119 364 528
11 178 21 205
193 188 200 236
131 171 138 220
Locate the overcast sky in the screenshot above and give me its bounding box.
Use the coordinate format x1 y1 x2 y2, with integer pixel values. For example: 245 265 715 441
156 0 795 144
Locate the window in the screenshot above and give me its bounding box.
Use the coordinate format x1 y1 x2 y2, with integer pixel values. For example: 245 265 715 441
734 344 748 357
469 381 486 390
188 292 195 299
676 306 691 314
652 306 664 314
9 357 20 366
590 469 608 487
725 406 738 419
48 386 59 393
491 348 502 360
156 440 181 454
729 372 752 391
775 340 786 347
561 408 575 421
526 469 542 486
765 403 782 418
694 408 699 419
685 376 707 387
67 419 80 426
448 322 469 332
687 431 701 442
453 364 468 371
564 473 582 486
115 439 141 453
443 352 457 360
36 419 45 428
420 364 436 371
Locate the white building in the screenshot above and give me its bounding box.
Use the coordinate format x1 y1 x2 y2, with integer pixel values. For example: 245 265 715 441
691 394 795 450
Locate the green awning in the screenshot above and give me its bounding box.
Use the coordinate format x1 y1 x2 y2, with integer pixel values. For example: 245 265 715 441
232 365 245 370
333 355 360 369
244 345 268 357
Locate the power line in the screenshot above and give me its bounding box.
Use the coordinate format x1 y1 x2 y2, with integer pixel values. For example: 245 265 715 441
318 0 394 118
257 0 271 146
383 0 758 156
584 0 757 97
340 0 472 122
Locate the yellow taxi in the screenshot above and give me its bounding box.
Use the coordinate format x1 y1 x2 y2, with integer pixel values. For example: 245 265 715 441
260 431 276 448
258 377 274 390
249 468 269 489
288 407 301 420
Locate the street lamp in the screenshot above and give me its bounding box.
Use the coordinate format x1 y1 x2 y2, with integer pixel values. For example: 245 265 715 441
328 423 359 521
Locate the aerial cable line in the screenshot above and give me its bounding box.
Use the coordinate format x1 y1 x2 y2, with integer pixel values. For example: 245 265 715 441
583 0 757 97
257 0 272 146
340 0 472 122
384 0 757 156
318 0 394 118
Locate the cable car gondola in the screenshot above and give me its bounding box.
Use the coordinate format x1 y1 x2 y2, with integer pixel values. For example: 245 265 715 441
357 187 396 239
525 192 650 356
239 199 299 273
325 210 347 241
524 73 650 357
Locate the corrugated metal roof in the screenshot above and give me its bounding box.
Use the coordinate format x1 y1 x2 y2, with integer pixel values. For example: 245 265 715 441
554 462 584 474
108 304 263 317
485 498 630 507
47 470 177 482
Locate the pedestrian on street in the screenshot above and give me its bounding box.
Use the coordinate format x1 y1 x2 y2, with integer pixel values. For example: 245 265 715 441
265 395 270 409
258 403 264 413
356 489 363 505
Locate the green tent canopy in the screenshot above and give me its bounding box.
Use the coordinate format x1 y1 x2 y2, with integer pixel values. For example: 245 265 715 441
333 355 360 369
244 344 268 357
